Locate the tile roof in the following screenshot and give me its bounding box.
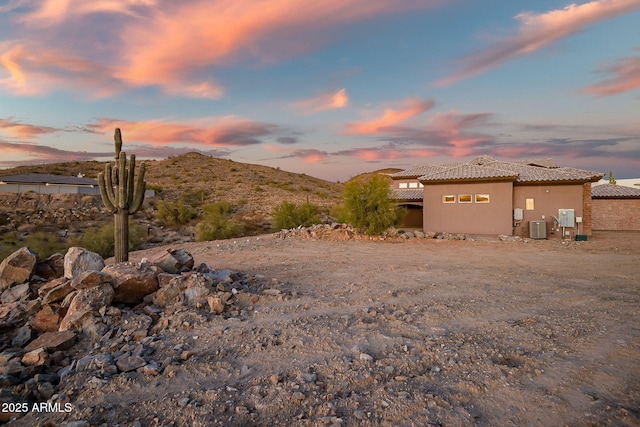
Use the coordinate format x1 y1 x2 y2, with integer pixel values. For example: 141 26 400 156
391 156 603 184
592 183 640 198
391 189 423 201
0 173 98 186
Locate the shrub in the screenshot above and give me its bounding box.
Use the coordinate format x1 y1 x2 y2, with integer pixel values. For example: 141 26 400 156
156 200 195 225
341 175 403 234
24 231 68 259
73 221 145 258
195 202 244 241
273 201 320 230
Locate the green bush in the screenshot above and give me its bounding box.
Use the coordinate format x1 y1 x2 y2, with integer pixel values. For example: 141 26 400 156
195 202 244 241
156 200 195 225
24 231 68 259
273 201 320 230
341 175 403 234
73 221 145 258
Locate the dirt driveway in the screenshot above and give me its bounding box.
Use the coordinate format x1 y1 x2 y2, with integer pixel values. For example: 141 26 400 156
12 231 640 426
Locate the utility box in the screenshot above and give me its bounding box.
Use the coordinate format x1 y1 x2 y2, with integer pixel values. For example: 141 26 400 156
514 208 523 221
529 220 547 239
558 209 575 227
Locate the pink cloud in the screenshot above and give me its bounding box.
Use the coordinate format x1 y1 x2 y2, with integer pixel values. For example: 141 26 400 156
0 117 58 138
0 42 121 96
294 88 349 113
344 98 434 135
264 145 328 163
2 1 438 97
90 117 278 147
582 50 640 95
438 0 640 85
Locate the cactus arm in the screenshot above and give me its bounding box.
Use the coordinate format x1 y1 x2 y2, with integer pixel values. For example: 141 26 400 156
98 172 116 213
117 152 127 209
127 154 136 208
103 163 117 208
129 162 146 214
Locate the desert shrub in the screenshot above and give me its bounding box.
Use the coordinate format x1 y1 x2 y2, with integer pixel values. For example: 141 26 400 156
73 221 145 258
273 201 320 230
195 202 244 241
341 175 403 235
156 200 195 225
181 189 207 208
0 232 20 262
23 231 68 259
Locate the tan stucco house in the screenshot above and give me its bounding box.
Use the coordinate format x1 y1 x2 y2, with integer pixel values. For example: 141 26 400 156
392 156 604 239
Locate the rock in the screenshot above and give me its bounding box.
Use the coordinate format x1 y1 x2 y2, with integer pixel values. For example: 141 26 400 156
116 355 147 373
22 348 49 366
11 324 32 347
149 248 194 274
207 296 225 314
0 247 38 291
414 231 425 238
31 305 63 333
64 247 105 279
1 282 31 303
35 253 65 280
24 330 76 352
102 264 159 304
183 274 212 304
39 277 73 304
153 278 184 308
59 283 114 331
70 270 112 290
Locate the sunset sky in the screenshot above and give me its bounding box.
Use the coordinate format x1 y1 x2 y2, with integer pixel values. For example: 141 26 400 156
1 0 639 181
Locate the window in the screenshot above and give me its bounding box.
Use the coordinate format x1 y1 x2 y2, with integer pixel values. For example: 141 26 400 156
475 194 490 203
526 198 535 210
442 195 456 203
459 194 472 203
399 183 408 189
408 182 418 189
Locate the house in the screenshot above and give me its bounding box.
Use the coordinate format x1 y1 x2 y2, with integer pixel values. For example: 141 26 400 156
391 156 604 239
591 183 640 231
0 173 100 194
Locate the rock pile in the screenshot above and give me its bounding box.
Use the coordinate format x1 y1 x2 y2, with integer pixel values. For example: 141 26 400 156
278 223 472 241
0 245 268 423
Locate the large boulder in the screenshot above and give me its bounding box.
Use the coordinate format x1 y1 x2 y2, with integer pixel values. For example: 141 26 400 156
63 247 104 279
35 253 65 280
59 283 114 331
102 264 159 304
0 247 38 291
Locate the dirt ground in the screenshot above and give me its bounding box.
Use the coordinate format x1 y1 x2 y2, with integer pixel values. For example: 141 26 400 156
9 231 640 426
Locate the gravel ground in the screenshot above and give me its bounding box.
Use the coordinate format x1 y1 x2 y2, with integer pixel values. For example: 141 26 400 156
7 230 640 426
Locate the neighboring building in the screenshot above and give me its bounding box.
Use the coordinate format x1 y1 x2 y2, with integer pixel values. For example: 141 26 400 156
391 156 604 239
0 173 100 194
0 173 155 197
591 184 640 231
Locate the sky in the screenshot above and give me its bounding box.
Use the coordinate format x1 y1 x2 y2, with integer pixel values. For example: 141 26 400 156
0 0 639 182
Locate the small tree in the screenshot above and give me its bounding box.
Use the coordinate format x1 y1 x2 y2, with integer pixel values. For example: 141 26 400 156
608 171 617 185
273 201 320 230
341 175 402 235
195 202 244 241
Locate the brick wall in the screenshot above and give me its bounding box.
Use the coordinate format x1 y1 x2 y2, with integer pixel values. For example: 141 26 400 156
592 199 640 230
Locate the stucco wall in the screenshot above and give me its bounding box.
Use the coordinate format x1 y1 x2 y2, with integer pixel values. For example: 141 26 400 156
513 184 587 238
592 199 640 230
423 181 513 235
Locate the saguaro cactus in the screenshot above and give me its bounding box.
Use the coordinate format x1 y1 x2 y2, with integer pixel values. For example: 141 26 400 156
98 128 146 263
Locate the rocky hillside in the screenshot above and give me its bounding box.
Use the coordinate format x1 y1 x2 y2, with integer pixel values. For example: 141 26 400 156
0 154 346 259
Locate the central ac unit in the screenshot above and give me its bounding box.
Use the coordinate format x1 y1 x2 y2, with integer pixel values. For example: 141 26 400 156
529 220 547 239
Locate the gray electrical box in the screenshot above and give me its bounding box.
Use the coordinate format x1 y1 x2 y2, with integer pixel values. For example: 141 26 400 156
558 209 575 227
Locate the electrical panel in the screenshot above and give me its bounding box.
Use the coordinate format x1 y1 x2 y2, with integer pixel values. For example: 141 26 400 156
558 209 575 227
